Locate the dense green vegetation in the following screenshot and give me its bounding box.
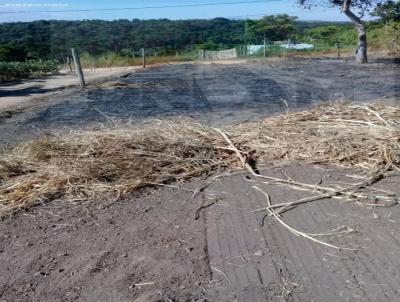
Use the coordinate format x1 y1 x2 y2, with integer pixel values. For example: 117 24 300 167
0 60 59 81
297 21 400 54
0 16 347 61
0 18 244 59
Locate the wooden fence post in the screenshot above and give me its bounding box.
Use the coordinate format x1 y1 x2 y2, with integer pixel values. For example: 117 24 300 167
199 50 205 60
264 35 267 58
91 56 96 72
142 48 146 68
71 48 85 87
66 56 73 72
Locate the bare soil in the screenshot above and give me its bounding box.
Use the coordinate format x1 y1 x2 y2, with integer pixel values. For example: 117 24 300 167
1 58 400 301
205 166 400 302
0 187 212 302
1 165 400 302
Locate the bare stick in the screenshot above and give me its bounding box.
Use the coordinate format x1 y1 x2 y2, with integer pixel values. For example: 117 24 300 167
213 128 392 204
268 176 385 211
253 186 358 251
354 105 393 129
213 128 246 167
194 197 224 220
134 282 155 287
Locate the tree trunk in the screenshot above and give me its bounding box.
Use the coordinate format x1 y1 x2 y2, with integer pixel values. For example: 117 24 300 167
342 0 368 64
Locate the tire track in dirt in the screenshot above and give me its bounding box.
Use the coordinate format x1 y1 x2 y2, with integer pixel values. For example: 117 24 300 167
302 202 373 302
205 166 400 301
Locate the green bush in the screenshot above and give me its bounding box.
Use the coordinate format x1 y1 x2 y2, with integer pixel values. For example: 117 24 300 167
0 60 60 81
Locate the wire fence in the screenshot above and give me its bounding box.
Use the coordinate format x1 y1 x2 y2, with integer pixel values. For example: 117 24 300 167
199 48 238 60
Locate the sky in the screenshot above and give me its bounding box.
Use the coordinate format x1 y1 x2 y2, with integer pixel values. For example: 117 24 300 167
0 0 351 23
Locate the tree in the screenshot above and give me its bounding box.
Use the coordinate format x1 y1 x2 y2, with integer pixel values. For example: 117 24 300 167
371 0 400 51
0 44 27 62
246 14 298 43
300 0 385 63
372 0 400 22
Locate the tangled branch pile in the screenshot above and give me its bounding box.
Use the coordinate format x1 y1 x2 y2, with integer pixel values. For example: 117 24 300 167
0 103 399 216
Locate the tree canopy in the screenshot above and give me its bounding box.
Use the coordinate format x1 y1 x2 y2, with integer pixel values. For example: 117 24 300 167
0 16 340 61
0 18 244 59
299 0 387 63
372 0 400 22
246 15 298 42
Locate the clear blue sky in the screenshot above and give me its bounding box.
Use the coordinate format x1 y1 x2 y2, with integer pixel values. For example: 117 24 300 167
0 0 350 23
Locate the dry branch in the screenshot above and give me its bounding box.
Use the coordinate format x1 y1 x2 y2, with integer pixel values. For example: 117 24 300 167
252 185 358 251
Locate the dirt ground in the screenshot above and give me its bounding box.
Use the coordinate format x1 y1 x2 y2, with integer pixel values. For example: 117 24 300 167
0 187 212 302
0 57 399 147
0 67 141 110
205 166 400 302
1 57 400 301
1 165 400 301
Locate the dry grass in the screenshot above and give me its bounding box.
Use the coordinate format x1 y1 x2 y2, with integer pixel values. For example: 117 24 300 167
0 120 232 215
0 103 399 216
232 103 400 174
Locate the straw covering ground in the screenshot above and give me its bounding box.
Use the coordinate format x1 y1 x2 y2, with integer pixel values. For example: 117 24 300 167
0 103 399 216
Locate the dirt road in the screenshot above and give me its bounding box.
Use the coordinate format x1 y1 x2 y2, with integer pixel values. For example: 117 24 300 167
0 66 140 110
0 57 399 147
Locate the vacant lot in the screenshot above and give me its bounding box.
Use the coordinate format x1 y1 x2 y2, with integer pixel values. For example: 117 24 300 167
0 57 399 146
0 58 399 302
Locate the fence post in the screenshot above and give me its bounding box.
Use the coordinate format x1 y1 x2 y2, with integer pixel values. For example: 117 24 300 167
66 56 73 72
91 56 96 72
142 48 146 68
336 43 341 58
264 35 267 57
71 48 85 88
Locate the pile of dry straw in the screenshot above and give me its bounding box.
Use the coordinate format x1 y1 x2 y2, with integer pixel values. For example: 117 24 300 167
0 103 399 216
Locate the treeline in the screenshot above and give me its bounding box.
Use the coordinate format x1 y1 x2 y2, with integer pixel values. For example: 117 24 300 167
0 16 346 61
1 13 398 64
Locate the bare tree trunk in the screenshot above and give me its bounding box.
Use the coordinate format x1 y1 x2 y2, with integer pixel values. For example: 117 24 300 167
342 0 368 64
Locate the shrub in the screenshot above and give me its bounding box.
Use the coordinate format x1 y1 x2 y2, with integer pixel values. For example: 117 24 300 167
0 60 60 81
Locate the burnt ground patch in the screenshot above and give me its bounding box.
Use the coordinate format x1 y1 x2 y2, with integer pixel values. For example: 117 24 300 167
0 57 399 146
0 58 400 302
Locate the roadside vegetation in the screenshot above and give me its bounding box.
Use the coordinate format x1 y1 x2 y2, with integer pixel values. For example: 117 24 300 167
78 53 194 69
0 60 60 81
297 21 400 55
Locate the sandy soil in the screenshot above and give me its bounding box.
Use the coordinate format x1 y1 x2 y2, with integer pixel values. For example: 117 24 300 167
1 165 399 301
